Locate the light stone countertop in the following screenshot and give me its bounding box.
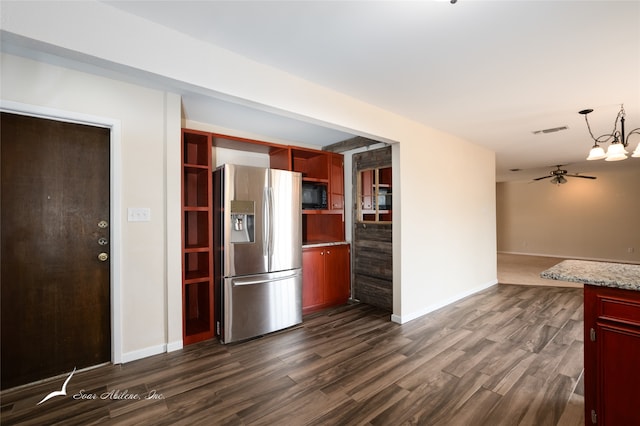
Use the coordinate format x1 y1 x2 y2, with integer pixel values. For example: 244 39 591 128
540 259 640 291
302 241 350 249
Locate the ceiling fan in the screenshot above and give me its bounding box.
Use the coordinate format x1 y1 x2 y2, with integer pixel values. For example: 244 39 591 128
533 165 597 184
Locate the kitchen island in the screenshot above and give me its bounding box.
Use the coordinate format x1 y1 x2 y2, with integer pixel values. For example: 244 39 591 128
541 259 640 426
540 259 640 290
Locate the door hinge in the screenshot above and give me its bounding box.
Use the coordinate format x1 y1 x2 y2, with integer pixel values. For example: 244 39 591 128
590 327 596 342
591 409 597 424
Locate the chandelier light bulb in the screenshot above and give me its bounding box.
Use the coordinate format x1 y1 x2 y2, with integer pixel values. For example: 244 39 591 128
632 142 640 158
605 142 628 161
586 144 606 160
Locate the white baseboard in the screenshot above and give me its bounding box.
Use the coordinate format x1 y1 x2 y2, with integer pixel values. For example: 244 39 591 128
121 344 166 364
166 340 183 353
390 279 498 324
498 251 639 265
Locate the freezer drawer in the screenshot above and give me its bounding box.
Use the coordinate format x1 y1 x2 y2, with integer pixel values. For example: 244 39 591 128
219 269 302 343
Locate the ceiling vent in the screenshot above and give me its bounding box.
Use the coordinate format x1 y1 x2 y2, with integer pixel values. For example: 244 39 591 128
532 126 569 135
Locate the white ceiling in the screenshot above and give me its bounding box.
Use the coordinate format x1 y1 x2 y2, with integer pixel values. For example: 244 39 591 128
8 1 640 181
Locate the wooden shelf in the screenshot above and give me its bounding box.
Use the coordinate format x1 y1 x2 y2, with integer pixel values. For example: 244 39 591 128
301 177 329 183
302 213 345 244
183 280 213 345
181 129 214 345
184 251 210 282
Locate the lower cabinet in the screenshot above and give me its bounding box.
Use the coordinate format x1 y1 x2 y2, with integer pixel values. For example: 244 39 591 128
302 244 350 315
584 284 640 425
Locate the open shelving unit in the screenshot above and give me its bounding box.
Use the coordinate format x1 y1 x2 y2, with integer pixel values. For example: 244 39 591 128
181 129 214 345
288 147 345 244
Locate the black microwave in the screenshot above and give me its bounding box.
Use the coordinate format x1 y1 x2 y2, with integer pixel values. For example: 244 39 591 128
301 182 327 210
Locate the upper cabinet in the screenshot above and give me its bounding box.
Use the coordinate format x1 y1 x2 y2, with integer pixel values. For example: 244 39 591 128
200 131 346 244
358 166 392 223
330 154 344 210
284 148 345 244
290 147 329 182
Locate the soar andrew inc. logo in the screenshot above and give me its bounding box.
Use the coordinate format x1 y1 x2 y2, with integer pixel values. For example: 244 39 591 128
37 368 76 405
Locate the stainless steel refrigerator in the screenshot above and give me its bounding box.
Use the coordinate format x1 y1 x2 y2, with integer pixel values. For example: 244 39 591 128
213 164 302 344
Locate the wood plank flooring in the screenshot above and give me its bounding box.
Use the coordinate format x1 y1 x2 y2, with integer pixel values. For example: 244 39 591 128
0 284 584 425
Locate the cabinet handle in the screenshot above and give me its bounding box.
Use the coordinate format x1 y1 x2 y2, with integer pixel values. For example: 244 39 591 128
326 250 331 255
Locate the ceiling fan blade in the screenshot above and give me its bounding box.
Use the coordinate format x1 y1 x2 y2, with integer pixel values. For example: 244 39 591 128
568 175 597 179
533 175 553 181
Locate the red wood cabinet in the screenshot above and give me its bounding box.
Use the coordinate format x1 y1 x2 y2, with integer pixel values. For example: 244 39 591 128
302 247 325 309
584 284 640 425
330 153 344 210
324 244 351 303
287 148 344 244
302 244 350 315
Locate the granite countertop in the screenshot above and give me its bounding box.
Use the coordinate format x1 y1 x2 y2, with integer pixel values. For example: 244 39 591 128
302 241 350 248
540 259 640 291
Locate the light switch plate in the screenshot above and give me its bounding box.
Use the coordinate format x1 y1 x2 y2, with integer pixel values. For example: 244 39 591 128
128 207 151 222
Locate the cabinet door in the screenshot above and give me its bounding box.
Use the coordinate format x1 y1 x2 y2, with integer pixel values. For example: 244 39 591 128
330 154 344 210
324 244 351 304
596 323 640 425
584 285 640 425
302 247 324 311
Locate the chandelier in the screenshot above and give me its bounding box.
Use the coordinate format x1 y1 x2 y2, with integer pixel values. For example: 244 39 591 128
580 105 640 161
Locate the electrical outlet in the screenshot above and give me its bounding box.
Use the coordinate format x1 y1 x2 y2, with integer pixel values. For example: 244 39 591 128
128 207 151 222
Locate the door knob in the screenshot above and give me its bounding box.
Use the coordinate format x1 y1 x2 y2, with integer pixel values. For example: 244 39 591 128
98 252 109 262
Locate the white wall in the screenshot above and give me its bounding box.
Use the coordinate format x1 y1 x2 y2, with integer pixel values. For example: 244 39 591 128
2 0 497 354
393 127 496 322
497 166 640 263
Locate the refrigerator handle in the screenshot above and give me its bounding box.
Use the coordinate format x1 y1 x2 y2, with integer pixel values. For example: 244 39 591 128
268 186 274 257
262 187 269 258
232 272 300 286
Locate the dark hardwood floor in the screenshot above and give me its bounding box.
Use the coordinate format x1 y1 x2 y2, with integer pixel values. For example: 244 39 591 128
1 284 584 425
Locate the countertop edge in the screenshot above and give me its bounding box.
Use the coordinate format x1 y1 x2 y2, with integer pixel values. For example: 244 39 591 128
540 259 640 292
303 241 350 249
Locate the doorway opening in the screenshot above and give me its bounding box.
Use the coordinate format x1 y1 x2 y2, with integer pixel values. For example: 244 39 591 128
351 145 393 311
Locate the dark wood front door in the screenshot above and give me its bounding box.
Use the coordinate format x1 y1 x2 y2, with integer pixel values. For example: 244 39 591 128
1 112 111 389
